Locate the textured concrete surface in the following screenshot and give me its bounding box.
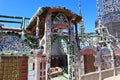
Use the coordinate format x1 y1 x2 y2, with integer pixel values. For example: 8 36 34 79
28 71 68 80
104 75 120 80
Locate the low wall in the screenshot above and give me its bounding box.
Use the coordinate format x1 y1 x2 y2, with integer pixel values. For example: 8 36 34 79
116 67 120 75
81 68 120 80
81 72 99 80
101 69 113 79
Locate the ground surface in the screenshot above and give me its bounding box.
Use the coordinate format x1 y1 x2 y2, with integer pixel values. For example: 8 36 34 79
51 75 68 80
29 70 120 80
104 75 120 80
28 71 68 80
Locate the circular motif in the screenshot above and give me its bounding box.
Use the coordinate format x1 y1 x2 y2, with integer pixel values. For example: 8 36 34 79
53 13 69 26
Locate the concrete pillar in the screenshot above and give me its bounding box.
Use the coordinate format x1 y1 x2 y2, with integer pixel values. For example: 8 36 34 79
35 58 40 80
34 49 47 80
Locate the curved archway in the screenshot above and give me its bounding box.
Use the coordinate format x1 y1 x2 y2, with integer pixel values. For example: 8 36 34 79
79 46 97 55
52 13 69 30
51 36 68 68
53 13 69 25
78 46 97 73
52 36 68 45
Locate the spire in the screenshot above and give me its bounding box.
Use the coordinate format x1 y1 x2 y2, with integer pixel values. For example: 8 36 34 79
78 0 84 34
95 0 111 44
78 0 82 16
96 0 102 26
96 0 101 18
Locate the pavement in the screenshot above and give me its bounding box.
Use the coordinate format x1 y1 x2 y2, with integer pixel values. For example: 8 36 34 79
29 70 120 80
104 75 120 80
51 74 68 80
28 70 68 80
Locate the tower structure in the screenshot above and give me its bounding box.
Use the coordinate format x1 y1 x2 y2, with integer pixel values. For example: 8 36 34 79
101 0 120 38
78 0 84 36
78 0 91 48
95 0 110 44
95 0 120 77
25 6 82 80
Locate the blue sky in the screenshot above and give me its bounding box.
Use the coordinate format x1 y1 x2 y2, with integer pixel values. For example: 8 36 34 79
0 0 97 32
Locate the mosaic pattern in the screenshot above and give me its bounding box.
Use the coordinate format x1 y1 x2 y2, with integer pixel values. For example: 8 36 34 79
102 12 120 25
45 14 52 55
52 13 69 26
0 35 30 51
45 14 52 80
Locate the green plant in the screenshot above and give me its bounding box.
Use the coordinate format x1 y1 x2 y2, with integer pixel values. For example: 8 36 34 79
62 68 68 74
1 53 4 55
11 53 14 55
22 54 27 56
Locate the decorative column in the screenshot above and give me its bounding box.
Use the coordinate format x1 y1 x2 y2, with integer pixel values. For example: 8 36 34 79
34 49 47 80
78 55 82 80
109 43 116 76
72 22 80 80
40 56 47 80
21 17 25 40
34 14 52 80
67 54 70 80
67 23 72 80
74 55 80 80
36 16 40 39
34 16 40 80
72 56 76 80
44 14 52 80
68 22 78 80
67 36 73 80
98 53 102 80
75 23 80 50
34 50 40 80
68 55 76 80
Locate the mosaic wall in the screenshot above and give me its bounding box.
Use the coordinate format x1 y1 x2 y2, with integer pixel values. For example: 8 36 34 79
102 12 120 25
0 35 30 51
